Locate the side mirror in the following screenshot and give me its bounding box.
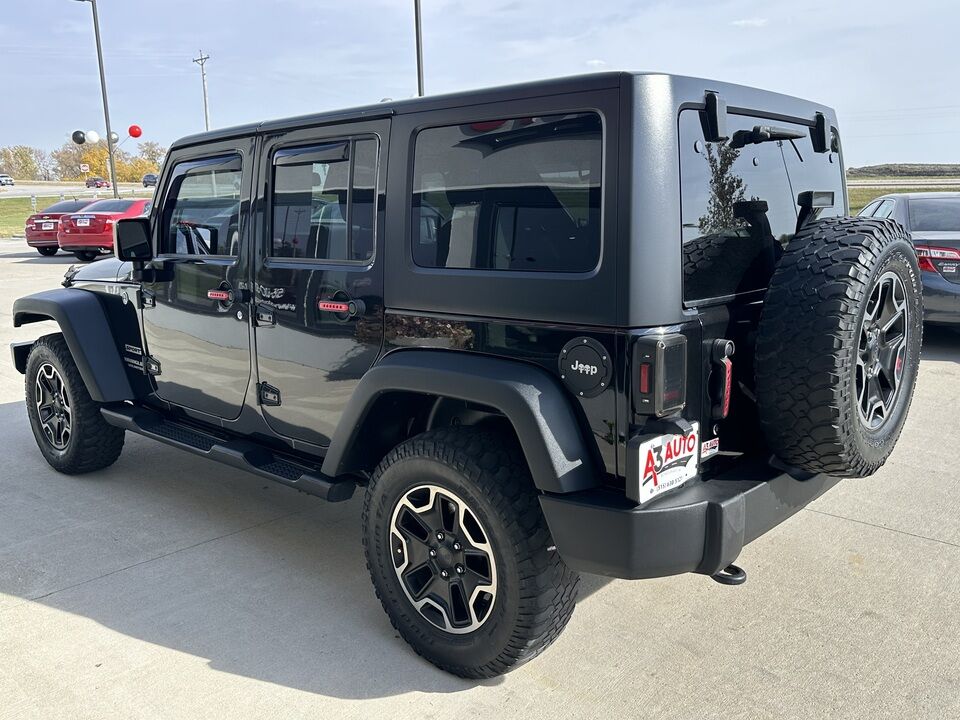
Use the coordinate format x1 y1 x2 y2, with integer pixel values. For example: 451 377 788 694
114 217 153 262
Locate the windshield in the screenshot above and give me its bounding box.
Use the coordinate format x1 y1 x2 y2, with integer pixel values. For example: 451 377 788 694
909 198 960 232
82 199 136 213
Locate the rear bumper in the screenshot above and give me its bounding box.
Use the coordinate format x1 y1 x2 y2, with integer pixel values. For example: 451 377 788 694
540 457 840 579
25 233 59 247
58 233 112 251
922 273 960 324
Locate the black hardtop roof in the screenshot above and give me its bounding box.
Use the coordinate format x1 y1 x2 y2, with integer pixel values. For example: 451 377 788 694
170 71 837 150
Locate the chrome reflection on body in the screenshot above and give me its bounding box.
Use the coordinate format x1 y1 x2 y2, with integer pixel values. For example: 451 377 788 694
35 363 71 449
389 484 498 634
856 271 908 429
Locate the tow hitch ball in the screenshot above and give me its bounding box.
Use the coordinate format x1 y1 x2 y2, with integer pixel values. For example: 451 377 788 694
711 564 747 586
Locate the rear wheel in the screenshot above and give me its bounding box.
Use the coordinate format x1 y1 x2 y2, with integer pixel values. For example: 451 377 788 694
25 334 125 474
74 250 97 262
755 217 922 476
363 428 579 678
37 247 58 256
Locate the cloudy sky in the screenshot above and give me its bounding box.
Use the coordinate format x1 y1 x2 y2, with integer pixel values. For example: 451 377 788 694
0 0 955 167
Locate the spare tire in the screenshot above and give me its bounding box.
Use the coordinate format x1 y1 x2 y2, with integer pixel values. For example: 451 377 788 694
755 217 922 477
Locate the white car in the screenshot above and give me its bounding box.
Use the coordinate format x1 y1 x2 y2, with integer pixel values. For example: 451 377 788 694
0 174 15 186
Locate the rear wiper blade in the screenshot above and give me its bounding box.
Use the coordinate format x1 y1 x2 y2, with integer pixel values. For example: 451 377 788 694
728 125 805 149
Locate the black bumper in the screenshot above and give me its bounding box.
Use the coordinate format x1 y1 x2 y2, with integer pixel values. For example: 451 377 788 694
539 458 840 579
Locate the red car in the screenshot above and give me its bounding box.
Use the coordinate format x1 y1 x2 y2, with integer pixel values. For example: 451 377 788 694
24 199 96 256
58 198 152 261
85 176 111 189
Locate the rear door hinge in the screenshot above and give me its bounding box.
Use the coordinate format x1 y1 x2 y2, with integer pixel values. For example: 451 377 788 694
255 304 276 327
258 382 281 406
144 356 161 376
140 289 156 309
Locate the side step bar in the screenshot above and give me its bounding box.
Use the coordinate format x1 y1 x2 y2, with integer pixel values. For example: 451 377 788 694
101 404 355 502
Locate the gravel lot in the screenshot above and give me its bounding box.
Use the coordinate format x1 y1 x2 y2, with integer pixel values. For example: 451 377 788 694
0 241 958 719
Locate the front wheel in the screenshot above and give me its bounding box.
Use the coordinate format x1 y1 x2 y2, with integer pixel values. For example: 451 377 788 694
25 334 125 474
37 247 58 256
363 428 579 678
74 250 97 262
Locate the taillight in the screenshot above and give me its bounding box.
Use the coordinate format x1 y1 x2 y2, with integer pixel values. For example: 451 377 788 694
915 244 960 272
633 335 687 417
25 215 34 228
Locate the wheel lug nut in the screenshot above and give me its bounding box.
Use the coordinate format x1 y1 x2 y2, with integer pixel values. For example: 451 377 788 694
429 549 437 558
440 570 449 579
436 532 444 541
455 565 464 574
453 542 461 552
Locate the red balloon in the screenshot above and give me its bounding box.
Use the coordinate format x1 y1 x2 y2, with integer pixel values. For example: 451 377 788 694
128 124 142 138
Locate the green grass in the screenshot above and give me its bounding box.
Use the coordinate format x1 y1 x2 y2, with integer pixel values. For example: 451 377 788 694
0 196 59 238
847 186 960 214
0 192 152 239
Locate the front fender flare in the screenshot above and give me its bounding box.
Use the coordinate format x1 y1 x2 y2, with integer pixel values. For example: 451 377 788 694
321 350 600 494
13 288 134 402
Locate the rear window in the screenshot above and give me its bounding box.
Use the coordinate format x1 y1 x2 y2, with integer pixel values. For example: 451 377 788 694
411 112 602 273
41 200 92 213
909 198 960 231
82 199 135 213
679 109 843 304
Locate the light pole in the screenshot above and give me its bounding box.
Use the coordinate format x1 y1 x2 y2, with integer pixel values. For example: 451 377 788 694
192 50 211 131
414 0 424 96
74 0 119 198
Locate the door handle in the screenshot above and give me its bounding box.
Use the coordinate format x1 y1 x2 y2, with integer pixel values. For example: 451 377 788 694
318 297 366 318
207 289 234 302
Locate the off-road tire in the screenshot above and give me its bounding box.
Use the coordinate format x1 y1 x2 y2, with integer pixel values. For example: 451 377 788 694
755 217 922 476
363 428 580 678
74 250 98 262
25 334 125 474
37 247 58 256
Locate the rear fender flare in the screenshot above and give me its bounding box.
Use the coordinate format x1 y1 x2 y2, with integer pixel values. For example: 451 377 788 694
321 350 601 494
12 288 134 402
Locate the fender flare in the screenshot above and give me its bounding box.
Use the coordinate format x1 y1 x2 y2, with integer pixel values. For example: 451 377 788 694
321 350 601 494
13 288 134 402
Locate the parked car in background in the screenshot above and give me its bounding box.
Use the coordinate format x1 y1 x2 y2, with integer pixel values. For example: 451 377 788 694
0 174 15 186
85 176 111 189
859 192 960 324
57 197 152 261
24 199 96 256
142 173 158 187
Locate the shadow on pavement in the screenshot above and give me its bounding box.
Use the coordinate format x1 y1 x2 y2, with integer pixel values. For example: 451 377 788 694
922 324 960 363
0 400 611 697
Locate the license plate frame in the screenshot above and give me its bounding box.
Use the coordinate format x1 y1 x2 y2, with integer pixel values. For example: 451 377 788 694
76 218 90 227
41 222 54 230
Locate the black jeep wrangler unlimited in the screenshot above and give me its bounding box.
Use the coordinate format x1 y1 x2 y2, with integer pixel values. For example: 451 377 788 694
12 73 922 678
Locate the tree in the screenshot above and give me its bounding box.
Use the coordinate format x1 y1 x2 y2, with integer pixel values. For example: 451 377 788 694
31 148 55 181
136 141 165 168
698 143 746 234
0 145 40 180
51 141 86 180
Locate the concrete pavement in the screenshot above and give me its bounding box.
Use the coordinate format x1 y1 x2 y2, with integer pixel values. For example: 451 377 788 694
0 240 958 719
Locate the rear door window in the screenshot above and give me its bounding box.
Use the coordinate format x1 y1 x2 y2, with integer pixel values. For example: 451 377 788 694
874 199 895 218
858 200 882 217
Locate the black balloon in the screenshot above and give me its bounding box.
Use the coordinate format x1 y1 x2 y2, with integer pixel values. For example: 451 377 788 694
71 130 86 145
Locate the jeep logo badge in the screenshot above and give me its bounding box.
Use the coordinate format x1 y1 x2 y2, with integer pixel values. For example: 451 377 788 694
571 360 598 376
558 337 612 398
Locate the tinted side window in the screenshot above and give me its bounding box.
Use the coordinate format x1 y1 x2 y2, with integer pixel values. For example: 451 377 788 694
270 137 378 262
160 155 242 256
411 112 602 273
680 110 797 304
858 200 882 217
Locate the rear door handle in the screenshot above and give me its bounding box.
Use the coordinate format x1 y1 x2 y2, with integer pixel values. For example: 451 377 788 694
207 289 233 302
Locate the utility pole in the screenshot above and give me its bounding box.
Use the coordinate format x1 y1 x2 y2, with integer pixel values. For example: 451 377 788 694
414 0 424 96
75 0 119 198
193 50 211 131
